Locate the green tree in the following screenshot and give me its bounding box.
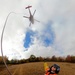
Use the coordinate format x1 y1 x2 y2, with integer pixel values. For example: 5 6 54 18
29 55 36 62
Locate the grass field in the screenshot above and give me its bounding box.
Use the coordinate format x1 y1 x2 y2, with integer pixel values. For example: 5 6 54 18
0 65 6 71
0 62 75 75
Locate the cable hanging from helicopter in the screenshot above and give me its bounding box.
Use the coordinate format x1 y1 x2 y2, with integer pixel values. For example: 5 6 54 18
0 6 41 75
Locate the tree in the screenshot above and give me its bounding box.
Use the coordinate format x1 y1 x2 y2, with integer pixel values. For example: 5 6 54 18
0 56 9 64
29 55 36 62
71 56 75 63
66 55 71 62
51 55 57 61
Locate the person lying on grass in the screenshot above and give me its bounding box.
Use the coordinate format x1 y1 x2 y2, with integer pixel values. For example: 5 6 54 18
45 64 60 75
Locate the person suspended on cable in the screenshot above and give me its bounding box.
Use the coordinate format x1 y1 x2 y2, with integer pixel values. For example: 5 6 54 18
45 64 60 75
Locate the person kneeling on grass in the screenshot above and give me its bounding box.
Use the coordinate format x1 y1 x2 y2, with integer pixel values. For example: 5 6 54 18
45 64 60 75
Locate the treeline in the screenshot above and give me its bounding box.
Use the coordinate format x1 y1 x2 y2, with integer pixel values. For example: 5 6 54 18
0 56 9 64
0 55 75 64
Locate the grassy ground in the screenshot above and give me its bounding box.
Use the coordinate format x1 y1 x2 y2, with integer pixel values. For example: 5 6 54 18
0 62 75 75
0 65 6 71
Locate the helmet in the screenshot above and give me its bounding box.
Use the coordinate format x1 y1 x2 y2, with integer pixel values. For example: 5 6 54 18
51 64 60 74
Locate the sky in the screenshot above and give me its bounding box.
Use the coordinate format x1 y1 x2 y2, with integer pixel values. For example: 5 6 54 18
0 0 75 60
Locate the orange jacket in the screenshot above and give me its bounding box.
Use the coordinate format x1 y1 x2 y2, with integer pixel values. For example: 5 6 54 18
45 68 57 75
45 73 57 75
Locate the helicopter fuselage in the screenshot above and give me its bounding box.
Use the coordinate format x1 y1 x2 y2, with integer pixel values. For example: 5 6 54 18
29 14 34 24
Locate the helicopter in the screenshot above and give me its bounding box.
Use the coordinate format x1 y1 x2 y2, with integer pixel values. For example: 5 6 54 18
23 6 40 26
